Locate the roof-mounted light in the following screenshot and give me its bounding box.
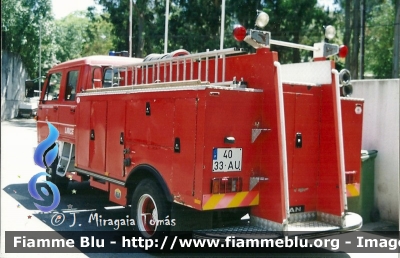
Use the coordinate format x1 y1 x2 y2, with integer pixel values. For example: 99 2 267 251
324 25 336 40
255 11 269 29
109 50 129 57
233 25 247 42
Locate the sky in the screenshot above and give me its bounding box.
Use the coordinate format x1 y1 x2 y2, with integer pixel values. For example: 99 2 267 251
318 0 340 10
51 0 102 19
51 0 337 20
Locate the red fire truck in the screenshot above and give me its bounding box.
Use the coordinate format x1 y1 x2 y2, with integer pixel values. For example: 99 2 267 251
37 12 364 239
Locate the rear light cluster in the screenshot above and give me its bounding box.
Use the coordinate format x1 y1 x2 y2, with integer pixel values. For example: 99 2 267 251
345 170 356 184
211 177 242 194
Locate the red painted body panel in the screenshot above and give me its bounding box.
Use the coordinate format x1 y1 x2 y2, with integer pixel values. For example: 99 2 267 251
317 76 345 216
341 99 364 185
199 89 264 210
76 101 91 168
105 100 126 180
171 98 197 204
283 86 321 213
89 101 107 173
248 49 286 224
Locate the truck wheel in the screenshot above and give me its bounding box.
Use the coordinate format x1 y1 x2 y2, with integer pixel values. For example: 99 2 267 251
131 179 171 239
46 157 69 194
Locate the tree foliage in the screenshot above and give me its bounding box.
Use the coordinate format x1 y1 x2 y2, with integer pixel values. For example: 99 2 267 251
2 0 56 78
83 8 115 56
263 0 336 63
365 1 395 78
2 0 115 78
53 11 114 62
93 0 335 63
54 12 90 62
2 0 397 79
337 0 396 78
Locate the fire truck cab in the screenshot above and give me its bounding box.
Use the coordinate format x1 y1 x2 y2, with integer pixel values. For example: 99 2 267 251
37 12 363 239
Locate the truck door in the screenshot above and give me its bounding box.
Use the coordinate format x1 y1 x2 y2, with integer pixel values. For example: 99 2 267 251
105 100 126 181
89 101 107 173
284 89 321 212
76 99 107 173
58 69 79 142
38 72 62 141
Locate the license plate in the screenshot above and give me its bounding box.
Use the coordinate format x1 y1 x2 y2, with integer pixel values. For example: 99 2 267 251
212 148 242 172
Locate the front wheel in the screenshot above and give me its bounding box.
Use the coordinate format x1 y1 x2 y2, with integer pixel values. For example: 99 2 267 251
131 179 171 239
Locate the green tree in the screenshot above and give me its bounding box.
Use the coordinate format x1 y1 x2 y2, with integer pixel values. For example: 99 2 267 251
53 9 115 63
95 0 154 57
83 8 115 56
263 0 336 63
54 12 90 62
337 0 397 78
365 0 395 78
171 0 223 52
2 0 56 78
93 0 335 63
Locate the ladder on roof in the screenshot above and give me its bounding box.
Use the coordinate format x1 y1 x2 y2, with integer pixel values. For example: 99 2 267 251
93 47 245 89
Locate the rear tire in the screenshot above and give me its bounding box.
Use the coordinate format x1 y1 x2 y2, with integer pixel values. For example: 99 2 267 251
131 179 171 239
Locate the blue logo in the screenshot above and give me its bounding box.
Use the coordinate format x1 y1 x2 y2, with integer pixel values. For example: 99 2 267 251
28 122 61 212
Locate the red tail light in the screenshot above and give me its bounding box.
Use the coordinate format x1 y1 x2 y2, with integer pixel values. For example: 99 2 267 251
233 25 247 42
339 45 348 58
211 177 242 194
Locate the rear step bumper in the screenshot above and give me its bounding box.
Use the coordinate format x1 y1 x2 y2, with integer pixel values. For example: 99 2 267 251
193 212 362 239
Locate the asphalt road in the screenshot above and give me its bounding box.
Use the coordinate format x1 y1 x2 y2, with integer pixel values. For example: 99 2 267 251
1 118 398 258
1 118 150 258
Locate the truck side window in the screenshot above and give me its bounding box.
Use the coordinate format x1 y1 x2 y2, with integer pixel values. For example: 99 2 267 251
103 68 121 87
65 70 79 100
103 68 113 88
45 72 62 101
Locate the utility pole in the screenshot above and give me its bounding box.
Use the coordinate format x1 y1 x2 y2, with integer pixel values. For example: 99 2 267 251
351 0 360 79
360 0 365 79
393 0 400 78
164 0 169 54
39 20 42 93
220 0 226 50
129 0 133 57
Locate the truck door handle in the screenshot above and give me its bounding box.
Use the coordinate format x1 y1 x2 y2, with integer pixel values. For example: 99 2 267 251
53 106 58 111
295 132 302 148
90 129 95 140
70 107 75 113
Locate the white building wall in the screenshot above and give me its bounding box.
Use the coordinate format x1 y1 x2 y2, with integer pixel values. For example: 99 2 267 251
1 51 28 120
352 79 399 224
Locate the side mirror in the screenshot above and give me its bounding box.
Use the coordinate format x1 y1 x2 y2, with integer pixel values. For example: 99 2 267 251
25 80 35 98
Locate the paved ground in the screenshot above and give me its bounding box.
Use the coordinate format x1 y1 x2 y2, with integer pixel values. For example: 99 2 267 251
1 118 399 258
